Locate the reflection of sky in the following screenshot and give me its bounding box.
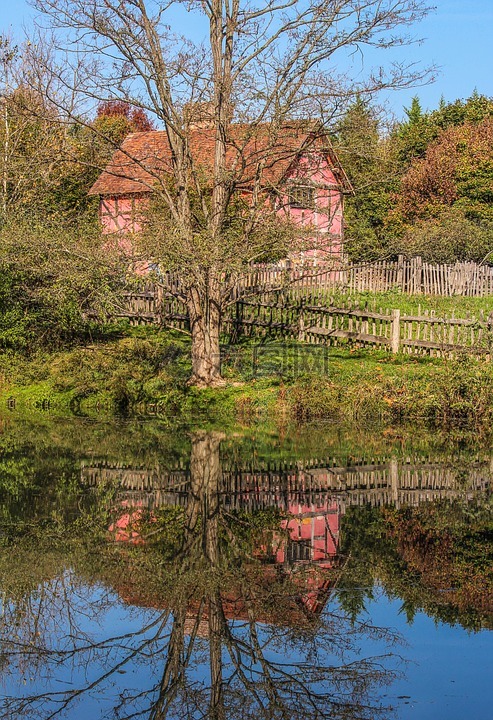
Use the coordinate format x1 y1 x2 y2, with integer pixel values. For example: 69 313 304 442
1 578 492 719
1 582 163 719
354 588 493 720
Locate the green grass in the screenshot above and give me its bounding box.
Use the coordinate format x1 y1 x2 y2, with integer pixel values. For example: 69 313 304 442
313 288 493 318
1 324 493 434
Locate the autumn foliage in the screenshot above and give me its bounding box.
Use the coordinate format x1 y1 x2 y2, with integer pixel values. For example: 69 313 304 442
337 92 493 262
396 118 493 222
96 101 155 132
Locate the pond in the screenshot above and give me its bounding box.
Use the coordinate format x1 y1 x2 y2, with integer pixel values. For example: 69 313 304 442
0 415 492 720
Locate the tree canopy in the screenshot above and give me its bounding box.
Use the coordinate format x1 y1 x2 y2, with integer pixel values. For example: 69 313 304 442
22 0 433 385
336 91 493 263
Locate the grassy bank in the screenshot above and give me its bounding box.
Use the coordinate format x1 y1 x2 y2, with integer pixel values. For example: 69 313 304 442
2 325 493 433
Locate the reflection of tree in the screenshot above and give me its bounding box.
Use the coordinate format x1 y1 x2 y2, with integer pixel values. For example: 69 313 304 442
338 500 493 631
386 499 493 628
0 431 401 720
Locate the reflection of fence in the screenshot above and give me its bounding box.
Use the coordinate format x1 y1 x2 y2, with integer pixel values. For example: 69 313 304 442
81 456 491 512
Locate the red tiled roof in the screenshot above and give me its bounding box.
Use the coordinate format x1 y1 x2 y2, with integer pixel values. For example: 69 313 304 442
89 123 352 196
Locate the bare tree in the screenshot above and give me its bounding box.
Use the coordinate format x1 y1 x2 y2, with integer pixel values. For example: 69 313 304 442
30 0 433 386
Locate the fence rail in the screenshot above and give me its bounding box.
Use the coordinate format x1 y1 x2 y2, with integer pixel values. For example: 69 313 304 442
118 286 493 358
231 297 493 356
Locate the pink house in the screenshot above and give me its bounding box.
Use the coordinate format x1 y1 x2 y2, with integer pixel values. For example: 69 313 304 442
89 122 353 263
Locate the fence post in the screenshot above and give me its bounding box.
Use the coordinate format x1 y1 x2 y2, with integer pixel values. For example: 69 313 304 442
397 255 404 290
298 299 305 342
415 256 423 294
156 283 164 324
391 308 400 354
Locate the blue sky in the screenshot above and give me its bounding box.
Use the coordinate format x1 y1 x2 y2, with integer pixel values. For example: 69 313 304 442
2 0 493 119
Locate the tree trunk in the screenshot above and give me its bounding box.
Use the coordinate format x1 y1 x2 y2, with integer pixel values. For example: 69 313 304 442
187 285 224 387
189 430 225 720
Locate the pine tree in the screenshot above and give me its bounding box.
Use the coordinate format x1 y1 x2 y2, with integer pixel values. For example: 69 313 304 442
334 98 394 260
395 95 436 164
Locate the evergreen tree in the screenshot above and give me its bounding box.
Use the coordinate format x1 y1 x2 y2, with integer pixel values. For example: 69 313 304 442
334 98 395 260
395 95 436 164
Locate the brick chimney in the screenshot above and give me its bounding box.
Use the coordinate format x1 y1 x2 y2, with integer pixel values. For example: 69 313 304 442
184 101 215 130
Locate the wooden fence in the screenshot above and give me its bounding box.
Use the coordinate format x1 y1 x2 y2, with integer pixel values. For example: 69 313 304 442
239 256 493 296
345 256 493 296
118 258 493 317
231 296 493 357
119 285 493 358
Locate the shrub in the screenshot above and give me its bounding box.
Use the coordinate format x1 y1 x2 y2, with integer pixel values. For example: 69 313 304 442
0 216 124 352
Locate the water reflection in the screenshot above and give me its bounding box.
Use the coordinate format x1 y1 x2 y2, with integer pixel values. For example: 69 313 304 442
0 419 492 719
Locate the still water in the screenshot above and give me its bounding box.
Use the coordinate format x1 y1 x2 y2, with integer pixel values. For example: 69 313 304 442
0 415 492 719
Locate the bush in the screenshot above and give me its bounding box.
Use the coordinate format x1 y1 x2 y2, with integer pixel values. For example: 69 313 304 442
0 216 124 352
280 358 493 432
49 334 189 410
392 208 493 263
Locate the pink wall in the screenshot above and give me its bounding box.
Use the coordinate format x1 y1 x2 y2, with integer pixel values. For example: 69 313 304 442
98 153 345 263
100 196 153 274
277 153 344 263
100 196 146 234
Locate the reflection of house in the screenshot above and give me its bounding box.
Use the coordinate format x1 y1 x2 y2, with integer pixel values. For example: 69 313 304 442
89 122 353 262
109 500 341 568
108 495 341 626
275 501 340 568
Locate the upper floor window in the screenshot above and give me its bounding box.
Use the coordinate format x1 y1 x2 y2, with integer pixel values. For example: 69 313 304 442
289 184 315 209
